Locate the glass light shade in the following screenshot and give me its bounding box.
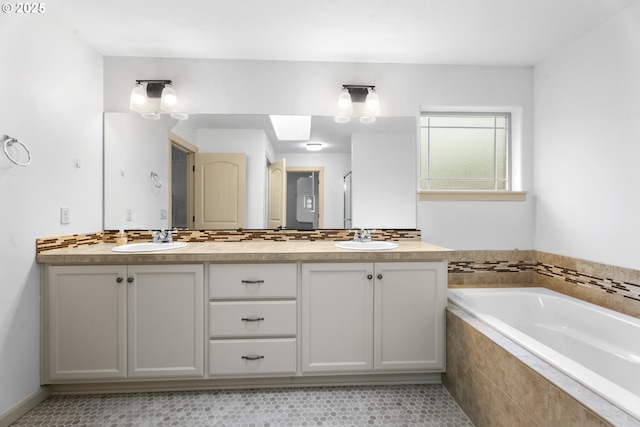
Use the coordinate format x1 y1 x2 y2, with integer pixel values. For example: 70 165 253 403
160 85 178 111
129 84 147 112
141 112 160 120
364 88 380 117
335 88 353 123
337 88 352 109
360 116 376 124
170 112 189 120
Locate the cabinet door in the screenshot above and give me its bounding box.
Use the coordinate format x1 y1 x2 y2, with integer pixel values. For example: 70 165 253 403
301 263 374 372
46 265 127 381
127 264 204 378
373 262 446 371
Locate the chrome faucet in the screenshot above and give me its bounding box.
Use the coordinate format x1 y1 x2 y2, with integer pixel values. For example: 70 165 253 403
351 228 372 242
152 229 174 243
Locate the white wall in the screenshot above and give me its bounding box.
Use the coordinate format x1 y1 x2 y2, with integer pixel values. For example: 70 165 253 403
534 1 640 270
276 152 351 229
0 17 103 417
103 57 534 249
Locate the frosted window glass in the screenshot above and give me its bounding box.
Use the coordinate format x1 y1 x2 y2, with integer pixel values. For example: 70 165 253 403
420 112 510 191
429 128 495 179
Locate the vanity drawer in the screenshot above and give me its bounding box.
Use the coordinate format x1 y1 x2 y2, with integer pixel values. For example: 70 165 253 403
209 338 296 376
209 301 296 337
209 264 297 299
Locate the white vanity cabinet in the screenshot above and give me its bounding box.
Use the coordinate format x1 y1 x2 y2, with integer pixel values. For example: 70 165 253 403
208 263 297 376
45 264 204 382
301 262 446 374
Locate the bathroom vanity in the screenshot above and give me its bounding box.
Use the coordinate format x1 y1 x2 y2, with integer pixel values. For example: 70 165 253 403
37 240 451 391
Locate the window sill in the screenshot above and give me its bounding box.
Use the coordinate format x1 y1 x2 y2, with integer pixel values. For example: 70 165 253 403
417 191 528 202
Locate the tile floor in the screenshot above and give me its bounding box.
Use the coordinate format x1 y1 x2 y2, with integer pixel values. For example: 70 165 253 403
12 384 473 426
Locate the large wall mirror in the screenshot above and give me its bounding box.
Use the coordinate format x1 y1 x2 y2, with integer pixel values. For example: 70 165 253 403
103 113 417 231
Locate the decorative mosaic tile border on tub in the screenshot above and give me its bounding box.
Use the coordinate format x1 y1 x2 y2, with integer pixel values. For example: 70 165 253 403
36 229 421 253
449 260 535 274
536 262 640 302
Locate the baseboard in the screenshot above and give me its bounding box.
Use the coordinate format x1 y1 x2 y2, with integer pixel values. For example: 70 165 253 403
0 386 51 427
49 373 442 395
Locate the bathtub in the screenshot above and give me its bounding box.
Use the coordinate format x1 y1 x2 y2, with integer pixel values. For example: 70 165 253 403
448 287 640 422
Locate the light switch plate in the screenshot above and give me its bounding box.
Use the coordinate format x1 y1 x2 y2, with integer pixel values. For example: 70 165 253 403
60 207 70 224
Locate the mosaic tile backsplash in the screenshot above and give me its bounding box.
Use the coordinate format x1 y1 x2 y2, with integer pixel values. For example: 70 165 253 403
36 229 421 253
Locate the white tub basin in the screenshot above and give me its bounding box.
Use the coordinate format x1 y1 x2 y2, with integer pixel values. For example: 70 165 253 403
111 242 187 253
334 241 399 251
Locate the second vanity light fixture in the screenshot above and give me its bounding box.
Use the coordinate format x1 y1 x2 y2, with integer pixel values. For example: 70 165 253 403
335 84 380 124
129 80 188 120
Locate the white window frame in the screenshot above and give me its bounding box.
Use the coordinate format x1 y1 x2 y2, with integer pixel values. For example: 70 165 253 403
418 111 526 202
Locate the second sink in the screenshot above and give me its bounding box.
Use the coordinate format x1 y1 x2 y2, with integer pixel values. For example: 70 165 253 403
335 241 399 251
111 242 188 253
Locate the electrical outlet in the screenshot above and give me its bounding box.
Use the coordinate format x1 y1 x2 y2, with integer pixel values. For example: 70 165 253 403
160 209 168 220
126 208 132 222
60 207 70 224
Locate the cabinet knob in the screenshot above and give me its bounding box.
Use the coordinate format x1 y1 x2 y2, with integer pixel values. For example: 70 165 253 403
241 317 265 322
127 277 134 283
367 274 373 280
241 355 264 361
116 277 123 283
377 274 383 280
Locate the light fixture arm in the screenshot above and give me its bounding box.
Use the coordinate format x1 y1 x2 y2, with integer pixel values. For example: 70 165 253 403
341 85 375 102
135 79 173 98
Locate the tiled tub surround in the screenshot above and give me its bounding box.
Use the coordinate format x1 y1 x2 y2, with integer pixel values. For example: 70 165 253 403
445 305 640 427
447 250 640 319
535 251 640 319
448 250 535 286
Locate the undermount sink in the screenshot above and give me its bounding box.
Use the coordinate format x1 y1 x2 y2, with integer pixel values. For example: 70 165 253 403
111 242 188 253
334 241 399 251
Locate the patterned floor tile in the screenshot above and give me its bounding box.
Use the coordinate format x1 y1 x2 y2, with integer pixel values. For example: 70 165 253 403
12 384 473 426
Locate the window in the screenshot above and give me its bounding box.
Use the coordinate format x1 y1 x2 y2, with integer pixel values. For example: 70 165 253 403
420 112 510 192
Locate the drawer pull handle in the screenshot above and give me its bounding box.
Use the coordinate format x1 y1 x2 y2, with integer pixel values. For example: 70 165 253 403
241 317 265 322
241 355 264 361
241 280 265 284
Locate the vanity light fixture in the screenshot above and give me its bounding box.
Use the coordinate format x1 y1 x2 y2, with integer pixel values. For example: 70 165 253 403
335 85 380 124
129 80 188 120
306 143 323 151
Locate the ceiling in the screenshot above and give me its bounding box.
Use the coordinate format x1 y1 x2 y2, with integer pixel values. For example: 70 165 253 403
48 0 636 66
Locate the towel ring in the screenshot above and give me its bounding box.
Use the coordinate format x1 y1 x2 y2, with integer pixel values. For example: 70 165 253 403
150 171 162 188
3 135 32 166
